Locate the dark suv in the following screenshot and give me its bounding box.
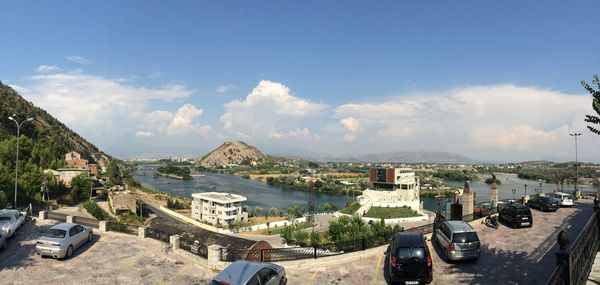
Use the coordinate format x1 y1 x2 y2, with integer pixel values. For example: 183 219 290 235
385 232 433 284
527 195 559 212
499 203 533 228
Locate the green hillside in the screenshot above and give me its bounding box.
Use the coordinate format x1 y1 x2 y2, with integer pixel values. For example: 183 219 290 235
0 82 111 207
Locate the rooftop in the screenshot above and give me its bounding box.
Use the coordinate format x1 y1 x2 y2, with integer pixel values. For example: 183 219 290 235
191 192 246 202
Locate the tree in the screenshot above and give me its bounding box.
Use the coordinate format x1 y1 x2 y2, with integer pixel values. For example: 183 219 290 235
582 74 600 135
269 207 278 217
0 191 7 209
70 172 92 202
254 206 263 217
286 205 303 218
106 160 121 186
281 226 294 244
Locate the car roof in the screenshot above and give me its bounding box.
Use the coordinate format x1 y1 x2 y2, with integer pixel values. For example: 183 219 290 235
394 232 424 248
212 261 283 283
50 223 78 231
508 203 529 209
0 209 19 216
444 220 474 232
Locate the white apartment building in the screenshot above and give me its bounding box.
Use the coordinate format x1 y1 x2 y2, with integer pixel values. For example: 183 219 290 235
191 192 248 225
358 167 423 211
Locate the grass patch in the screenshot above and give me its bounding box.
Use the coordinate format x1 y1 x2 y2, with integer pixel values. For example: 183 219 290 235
364 206 421 219
251 221 315 235
340 202 361 215
118 213 145 226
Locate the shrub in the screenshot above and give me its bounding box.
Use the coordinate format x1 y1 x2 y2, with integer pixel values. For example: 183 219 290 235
84 200 108 221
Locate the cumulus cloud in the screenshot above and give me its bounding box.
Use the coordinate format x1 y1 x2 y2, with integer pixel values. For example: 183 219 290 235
66 55 91 64
168 104 211 135
334 84 594 160
221 80 326 140
35 65 61 73
215 84 237 94
15 70 209 151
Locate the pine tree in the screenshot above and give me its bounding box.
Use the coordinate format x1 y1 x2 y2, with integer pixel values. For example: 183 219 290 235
582 74 600 135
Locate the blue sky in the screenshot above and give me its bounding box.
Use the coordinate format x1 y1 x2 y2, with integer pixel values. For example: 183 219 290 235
1 1 600 162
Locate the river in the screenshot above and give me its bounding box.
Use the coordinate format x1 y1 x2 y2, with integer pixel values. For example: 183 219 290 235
134 170 595 214
445 172 599 203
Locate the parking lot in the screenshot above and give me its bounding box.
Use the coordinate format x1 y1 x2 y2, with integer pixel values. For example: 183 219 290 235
0 219 215 285
0 200 594 285
285 200 594 285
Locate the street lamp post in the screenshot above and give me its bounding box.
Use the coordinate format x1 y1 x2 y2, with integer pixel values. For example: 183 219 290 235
570 132 582 198
512 189 516 200
540 182 543 194
524 184 528 197
7 115 34 209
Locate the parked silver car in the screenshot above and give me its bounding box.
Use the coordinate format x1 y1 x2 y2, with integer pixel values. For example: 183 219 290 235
434 220 480 261
209 260 287 285
36 223 93 259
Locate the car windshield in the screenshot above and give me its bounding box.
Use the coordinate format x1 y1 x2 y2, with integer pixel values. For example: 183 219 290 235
517 208 531 215
396 247 425 260
44 229 66 239
0 216 11 221
453 232 479 243
565 195 573 200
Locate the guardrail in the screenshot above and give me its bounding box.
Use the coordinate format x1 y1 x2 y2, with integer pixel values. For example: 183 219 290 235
146 227 171 243
47 211 68 222
107 221 138 235
546 199 600 285
179 236 208 259
73 216 99 228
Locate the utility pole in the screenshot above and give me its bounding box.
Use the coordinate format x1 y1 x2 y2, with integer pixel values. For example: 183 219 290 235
570 132 582 198
8 115 34 209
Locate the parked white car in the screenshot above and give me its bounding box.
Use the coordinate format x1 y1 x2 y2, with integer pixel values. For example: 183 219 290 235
36 223 94 259
550 192 574 207
0 209 26 238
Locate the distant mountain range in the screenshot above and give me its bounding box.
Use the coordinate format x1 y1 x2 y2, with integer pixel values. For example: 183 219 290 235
279 150 477 164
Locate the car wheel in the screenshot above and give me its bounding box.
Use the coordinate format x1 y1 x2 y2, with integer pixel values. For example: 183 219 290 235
66 245 73 259
88 233 93 242
444 248 451 262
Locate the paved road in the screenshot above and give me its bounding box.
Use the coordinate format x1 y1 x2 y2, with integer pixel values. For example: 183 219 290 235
0 219 215 284
285 200 595 285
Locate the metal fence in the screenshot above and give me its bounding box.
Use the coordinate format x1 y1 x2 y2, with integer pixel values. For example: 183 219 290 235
546 202 600 285
179 237 208 259
47 211 68 222
107 221 138 235
146 227 171 243
73 216 100 228
220 227 431 262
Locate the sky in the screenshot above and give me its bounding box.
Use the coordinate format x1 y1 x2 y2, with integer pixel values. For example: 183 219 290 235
1 1 600 162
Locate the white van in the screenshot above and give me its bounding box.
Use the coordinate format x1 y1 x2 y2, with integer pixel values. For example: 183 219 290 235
550 192 574 207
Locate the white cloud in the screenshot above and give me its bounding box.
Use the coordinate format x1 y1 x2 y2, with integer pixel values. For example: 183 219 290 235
135 131 155 138
215 84 237 94
167 104 211 135
16 70 208 152
334 84 594 161
66 55 91 65
35 65 61 73
221 80 326 140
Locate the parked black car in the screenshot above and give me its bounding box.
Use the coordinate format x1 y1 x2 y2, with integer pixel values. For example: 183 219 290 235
385 232 433 284
499 203 533 228
527 195 559 212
